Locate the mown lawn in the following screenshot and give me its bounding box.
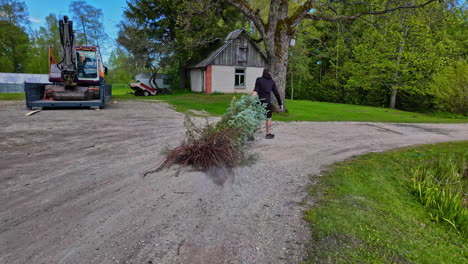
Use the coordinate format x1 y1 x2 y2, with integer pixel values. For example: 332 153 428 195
112 84 467 123
306 141 468 264
2 84 467 123
0 93 25 100
274 100 468 123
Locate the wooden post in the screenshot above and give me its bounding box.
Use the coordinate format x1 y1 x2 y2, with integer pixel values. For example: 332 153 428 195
205 65 212 94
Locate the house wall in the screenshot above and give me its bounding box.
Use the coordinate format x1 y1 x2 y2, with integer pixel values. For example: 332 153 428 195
190 69 204 92
211 65 264 94
212 34 267 68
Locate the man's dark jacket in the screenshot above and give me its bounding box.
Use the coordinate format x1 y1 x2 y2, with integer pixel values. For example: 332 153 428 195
253 73 282 105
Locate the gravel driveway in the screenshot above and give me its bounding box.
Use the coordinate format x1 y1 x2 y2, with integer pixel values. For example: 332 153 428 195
1 100 467 264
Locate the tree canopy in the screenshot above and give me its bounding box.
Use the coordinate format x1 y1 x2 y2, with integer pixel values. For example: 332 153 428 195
69 1 107 46
117 0 247 89
1 0 466 115
0 0 30 72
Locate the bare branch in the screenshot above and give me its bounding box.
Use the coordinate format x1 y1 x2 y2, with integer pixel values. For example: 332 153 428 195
252 36 263 43
267 0 281 32
304 0 438 21
224 0 266 36
289 0 317 28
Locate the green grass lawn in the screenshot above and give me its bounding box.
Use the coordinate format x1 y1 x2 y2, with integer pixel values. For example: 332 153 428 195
0 93 25 100
2 84 467 123
306 141 468 264
113 84 467 123
275 100 467 123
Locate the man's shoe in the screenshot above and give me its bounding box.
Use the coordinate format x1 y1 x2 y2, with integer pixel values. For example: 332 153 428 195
266 133 275 139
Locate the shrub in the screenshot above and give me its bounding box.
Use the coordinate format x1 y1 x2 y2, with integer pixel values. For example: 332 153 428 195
430 60 468 116
411 152 468 233
148 95 267 175
219 95 267 142
158 126 242 172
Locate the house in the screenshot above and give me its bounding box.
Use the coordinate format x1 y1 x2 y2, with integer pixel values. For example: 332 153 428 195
189 29 267 94
135 73 171 90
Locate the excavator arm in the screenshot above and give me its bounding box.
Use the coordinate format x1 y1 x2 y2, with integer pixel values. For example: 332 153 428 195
58 16 78 86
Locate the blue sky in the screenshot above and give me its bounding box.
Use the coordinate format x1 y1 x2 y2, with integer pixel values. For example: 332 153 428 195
24 0 128 60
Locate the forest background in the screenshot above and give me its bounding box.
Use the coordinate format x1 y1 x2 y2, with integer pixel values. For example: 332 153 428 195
1 0 466 115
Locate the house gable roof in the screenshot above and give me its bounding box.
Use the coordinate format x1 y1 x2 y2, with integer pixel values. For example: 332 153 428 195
191 29 267 68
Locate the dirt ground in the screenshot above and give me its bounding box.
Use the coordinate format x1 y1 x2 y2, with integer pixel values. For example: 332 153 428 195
0 100 467 264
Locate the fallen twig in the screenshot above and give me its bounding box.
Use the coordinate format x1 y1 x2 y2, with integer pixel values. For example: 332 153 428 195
177 239 186 255
25 110 41 116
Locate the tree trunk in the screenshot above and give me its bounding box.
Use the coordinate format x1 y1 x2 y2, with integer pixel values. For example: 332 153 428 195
81 17 88 46
149 65 160 90
389 88 397 109
178 63 186 90
389 24 409 109
224 0 317 111
265 1 292 111
11 37 19 72
270 44 290 110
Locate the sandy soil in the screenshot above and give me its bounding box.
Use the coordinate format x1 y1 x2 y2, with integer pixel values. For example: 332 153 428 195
0 100 467 264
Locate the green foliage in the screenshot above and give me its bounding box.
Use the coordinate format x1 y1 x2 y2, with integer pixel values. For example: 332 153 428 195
219 95 267 141
412 152 468 233
0 22 29 72
0 0 30 73
285 19 320 101
0 0 29 25
430 60 468 116
26 14 60 74
118 0 245 89
286 1 466 113
306 142 468 263
345 5 455 108
106 47 138 84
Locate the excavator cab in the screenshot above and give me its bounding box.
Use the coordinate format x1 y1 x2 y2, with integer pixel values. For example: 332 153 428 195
77 50 97 78
76 47 105 82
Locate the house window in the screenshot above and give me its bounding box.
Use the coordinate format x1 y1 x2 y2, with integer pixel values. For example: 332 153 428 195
235 68 246 88
237 47 248 62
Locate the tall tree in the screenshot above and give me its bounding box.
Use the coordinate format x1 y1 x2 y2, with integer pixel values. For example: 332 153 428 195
224 0 440 109
346 2 460 108
106 47 139 83
69 1 107 46
27 14 61 73
430 59 468 116
118 0 245 89
0 0 28 25
0 0 30 73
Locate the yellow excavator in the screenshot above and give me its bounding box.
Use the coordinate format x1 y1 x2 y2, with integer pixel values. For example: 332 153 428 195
25 16 111 109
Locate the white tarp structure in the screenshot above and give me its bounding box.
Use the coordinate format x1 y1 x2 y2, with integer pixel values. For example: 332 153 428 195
135 73 171 90
0 73 49 93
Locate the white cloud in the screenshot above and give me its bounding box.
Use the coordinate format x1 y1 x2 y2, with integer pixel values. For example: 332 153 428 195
28 17 43 23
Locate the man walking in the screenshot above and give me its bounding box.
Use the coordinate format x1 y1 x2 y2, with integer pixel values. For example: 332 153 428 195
252 68 283 139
